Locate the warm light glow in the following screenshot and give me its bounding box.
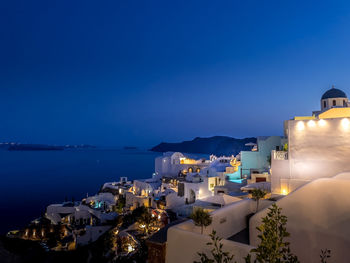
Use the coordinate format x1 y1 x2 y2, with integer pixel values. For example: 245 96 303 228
297 121 305 131
180 157 197 164
158 215 161 220
318 119 326 127
281 189 288 195
198 189 202 197
307 120 316 127
341 118 350 129
229 158 241 172
128 245 134 252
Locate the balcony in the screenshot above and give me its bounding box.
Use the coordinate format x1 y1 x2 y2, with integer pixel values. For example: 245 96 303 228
273 150 288 160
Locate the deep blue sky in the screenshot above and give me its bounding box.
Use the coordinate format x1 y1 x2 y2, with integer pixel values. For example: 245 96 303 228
2 0 350 147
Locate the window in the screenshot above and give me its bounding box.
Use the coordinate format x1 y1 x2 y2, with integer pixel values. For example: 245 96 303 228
344 100 347 107
323 101 326 108
256 177 267 182
333 100 336 106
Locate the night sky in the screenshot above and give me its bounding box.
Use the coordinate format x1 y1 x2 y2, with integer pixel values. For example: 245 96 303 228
2 0 350 147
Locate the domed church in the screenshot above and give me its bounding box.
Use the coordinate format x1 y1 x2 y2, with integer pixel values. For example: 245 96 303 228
321 85 349 111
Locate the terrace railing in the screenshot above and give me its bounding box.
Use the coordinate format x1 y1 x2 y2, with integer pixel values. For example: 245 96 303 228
273 150 288 160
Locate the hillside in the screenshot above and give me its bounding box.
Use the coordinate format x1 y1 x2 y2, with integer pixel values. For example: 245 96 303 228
150 136 257 156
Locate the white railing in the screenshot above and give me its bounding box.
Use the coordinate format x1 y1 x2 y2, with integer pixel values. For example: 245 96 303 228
273 150 288 160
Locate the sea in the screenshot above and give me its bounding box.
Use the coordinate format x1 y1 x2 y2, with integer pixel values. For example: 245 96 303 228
0 148 162 235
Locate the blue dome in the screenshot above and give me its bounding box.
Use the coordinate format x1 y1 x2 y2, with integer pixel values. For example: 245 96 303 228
321 88 347 100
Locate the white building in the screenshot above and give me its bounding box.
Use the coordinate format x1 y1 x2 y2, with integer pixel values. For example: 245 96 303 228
101 178 133 195
167 173 350 263
176 160 229 205
155 152 210 178
46 197 118 226
271 87 350 194
133 179 161 197
166 87 350 263
166 198 272 263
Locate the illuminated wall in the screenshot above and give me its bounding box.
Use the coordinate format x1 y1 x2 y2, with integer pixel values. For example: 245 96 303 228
272 117 350 194
179 158 197 164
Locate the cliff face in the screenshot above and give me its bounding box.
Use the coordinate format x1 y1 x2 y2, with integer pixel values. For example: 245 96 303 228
150 136 257 156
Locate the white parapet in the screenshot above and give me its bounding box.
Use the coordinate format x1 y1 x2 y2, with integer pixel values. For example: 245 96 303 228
250 177 350 263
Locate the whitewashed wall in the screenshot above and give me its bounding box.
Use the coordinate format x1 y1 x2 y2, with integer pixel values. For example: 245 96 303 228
250 178 350 263
207 199 251 238
271 156 290 194
166 219 254 263
272 118 350 193
165 192 184 209
288 118 350 180
166 199 277 263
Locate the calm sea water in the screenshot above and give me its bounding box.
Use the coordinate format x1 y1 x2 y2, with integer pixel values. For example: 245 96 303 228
0 149 160 234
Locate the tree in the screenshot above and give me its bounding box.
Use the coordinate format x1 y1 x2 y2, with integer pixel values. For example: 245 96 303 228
190 208 212 235
137 209 157 235
195 230 235 263
132 206 148 218
245 203 299 263
251 188 267 213
121 206 148 229
116 196 126 214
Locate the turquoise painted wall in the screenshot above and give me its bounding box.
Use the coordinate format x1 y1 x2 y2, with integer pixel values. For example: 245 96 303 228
241 136 283 177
